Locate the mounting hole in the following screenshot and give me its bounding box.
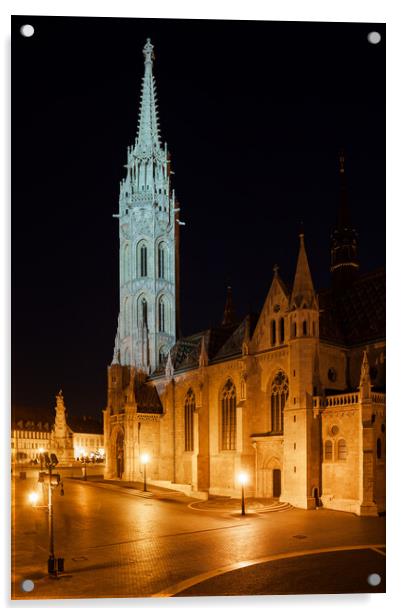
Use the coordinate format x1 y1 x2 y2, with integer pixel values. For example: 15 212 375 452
20 24 35 38
367 31 381 45
21 579 35 592
367 573 381 586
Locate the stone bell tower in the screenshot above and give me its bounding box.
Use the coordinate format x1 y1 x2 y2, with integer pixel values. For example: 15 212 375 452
281 234 321 509
112 38 182 374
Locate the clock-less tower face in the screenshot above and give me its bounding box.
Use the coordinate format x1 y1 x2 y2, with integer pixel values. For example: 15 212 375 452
112 39 178 373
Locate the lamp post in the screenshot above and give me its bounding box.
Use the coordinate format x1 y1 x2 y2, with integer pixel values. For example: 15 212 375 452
140 453 150 492
238 472 248 516
29 453 64 577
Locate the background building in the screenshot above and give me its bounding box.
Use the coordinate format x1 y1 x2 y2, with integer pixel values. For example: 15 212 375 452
12 392 104 466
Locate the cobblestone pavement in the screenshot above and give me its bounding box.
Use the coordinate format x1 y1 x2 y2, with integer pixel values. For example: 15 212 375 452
11 476 385 600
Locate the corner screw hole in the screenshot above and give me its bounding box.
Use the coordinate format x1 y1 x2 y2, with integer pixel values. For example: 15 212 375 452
367 573 381 586
21 579 35 592
367 31 381 45
20 24 35 38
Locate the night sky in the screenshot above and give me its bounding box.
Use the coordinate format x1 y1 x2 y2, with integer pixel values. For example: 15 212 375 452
11 17 385 419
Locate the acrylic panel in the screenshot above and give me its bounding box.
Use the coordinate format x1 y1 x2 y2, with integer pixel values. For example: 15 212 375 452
11 16 385 600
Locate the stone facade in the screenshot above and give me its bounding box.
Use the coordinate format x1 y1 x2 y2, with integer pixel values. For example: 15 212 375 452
103 40 385 516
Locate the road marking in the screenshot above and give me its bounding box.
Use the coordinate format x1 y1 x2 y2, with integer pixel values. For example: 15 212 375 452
88 523 250 549
152 544 386 597
370 547 386 556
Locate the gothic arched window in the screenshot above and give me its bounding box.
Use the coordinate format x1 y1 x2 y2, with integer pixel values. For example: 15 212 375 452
138 243 147 277
279 317 285 343
271 320 276 346
221 379 236 450
184 389 195 452
158 297 165 332
338 439 347 460
270 371 289 434
302 320 308 336
158 243 165 279
292 321 297 338
124 297 130 337
141 297 148 328
324 440 333 461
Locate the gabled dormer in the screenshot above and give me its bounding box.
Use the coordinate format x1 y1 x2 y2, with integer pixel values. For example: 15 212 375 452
251 265 290 353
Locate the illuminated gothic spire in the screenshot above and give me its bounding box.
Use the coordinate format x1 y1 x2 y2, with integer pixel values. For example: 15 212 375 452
134 38 162 155
291 233 316 309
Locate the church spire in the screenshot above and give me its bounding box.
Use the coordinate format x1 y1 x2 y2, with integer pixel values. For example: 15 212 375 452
291 233 316 308
330 150 359 291
222 286 236 327
134 38 161 155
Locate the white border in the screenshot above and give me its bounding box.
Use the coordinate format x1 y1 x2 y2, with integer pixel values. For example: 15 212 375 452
2 1 400 614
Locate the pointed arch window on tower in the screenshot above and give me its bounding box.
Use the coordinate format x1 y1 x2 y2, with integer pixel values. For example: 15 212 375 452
184 389 195 452
141 297 148 328
279 318 285 343
139 244 148 277
158 297 165 332
302 320 308 336
158 243 165 279
221 379 236 451
270 371 289 434
270 320 276 346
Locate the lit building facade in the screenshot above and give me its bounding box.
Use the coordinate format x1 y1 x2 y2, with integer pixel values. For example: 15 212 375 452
103 40 385 516
12 391 104 464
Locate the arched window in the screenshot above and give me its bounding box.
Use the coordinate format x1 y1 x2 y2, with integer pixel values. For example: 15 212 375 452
270 371 289 434
292 321 297 337
141 297 148 328
270 320 276 346
158 297 165 332
138 243 147 277
124 347 130 366
184 389 195 452
376 438 382 459
221 379 236 450
338 439 347 460
324 440 333 461
159 346 167 365
302 320 308 336
279 317 285 343
158 243 165 279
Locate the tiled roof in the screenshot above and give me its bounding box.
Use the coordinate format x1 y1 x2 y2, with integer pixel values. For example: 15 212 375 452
135 382 163 414
318 268 385 345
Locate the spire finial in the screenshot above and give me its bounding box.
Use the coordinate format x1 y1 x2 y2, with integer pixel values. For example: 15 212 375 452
143 38 154 65
222 285 236 327
273 264 279 276
339 148 345 175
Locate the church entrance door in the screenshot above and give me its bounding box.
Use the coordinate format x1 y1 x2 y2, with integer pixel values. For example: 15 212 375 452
116 431 124 479
273 469 281 498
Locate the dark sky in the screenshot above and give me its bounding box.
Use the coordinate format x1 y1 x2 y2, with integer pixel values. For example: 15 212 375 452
11 17 385 419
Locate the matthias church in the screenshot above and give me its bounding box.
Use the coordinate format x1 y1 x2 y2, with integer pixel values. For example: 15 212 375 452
103 40 385 516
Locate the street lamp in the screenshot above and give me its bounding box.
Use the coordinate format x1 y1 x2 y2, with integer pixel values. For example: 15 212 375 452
28 490 39 506
140 453 150 492
238 471 248 516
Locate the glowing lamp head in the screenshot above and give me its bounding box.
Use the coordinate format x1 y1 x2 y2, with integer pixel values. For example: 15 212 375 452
28 491 39 506
140 453 150 465
238 472 248 486
39 447 44 454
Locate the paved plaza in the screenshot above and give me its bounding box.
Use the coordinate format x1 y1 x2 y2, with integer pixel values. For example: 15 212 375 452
11 476 385 600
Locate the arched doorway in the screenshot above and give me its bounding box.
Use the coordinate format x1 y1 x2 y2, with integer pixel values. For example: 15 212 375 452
116 430 124 479
273 469 281 498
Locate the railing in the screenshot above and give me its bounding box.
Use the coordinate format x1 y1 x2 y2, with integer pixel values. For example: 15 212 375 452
372 392 386 404
313 393 359 409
